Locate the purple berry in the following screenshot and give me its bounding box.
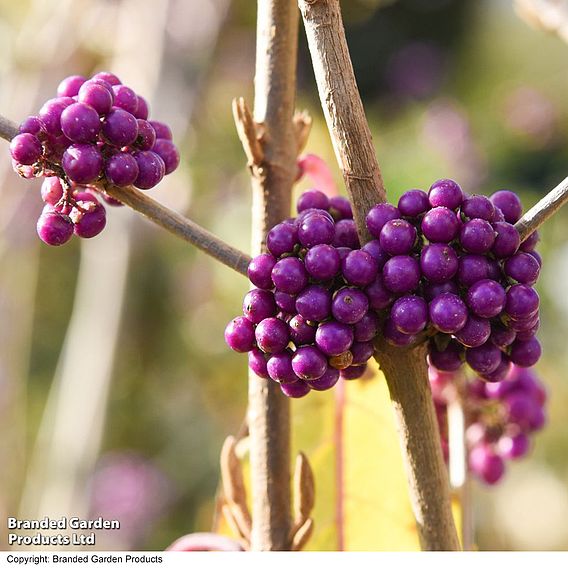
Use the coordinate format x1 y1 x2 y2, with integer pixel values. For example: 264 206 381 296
248 253 277 290
40 177 63 205
36 211 74 246
102 108 138 146
134 119 157 151
342 250 378 287
62 144 103 183
78 81 114 115
332 219 359 248
266 223 298 257
60 102 101 143
398 189 430 218
421 207 460 243
491 325 517 350
72 199 106 238
92 71 121 86
354 312 380 342
466 342 502 375
466 279 506 319
134 96 149 120
350 341 375 365
382 255 421 294
365 275 393 310
255 317 290 354
292 345 328 380
391 295 428 335
225 316 255 352
457 254 490 286
461 194 495 221
490 190 523 223
57 75 87 98
329 196 353 220
428 179 464 210
133 151 165 189
267 351 300 384
505 284 539 320
422 280 458 302
242 289 277 323
469 446 505 485
492 222 521 258
498 432 530 460
289 315 317 345
248 348 269 378
9 133 42 165
271 257 308 294
315 321 354 356
379 219 417 255
520 230 539 252
105 152 139 187
429 292 467 334
38 97 74 135
420 243 458 283
362 240 389 268
149 120 173 141
305 244 340 280
459 219 495 254
296 285 332 322
297 189 329 212
281 380 311 398
298 213 334 247
152 139 180 175
274 291 296 314
455 316 491 348
504 252 540 285
331 288 369 324
309 367 340 391
428 340 464 372
366 203 400 238
509 337 541 367
340 364 368 380
19 116 44 136
112 85 138 114
384 318 417 347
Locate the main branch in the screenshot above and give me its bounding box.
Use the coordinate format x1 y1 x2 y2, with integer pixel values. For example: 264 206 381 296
298 0 460 550
244 0 299 551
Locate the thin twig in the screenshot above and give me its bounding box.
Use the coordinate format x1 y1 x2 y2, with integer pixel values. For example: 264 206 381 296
0 114 250 276
298 0 460 550
515 175 568 241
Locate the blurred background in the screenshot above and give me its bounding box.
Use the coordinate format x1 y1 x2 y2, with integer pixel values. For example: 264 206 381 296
0 0 567 552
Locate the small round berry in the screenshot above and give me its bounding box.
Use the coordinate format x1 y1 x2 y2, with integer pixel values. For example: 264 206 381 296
60 102 101 143
112 84 138 114
329 196 353 219
292 345 328 381
102 108 138 146
78 81 114 115
38 97 75 135
398 189 430 218
133 151 166 189
362 240 389 268
455 316 491 348
520 230 540 253
72 200 107 238
384 318 417 347
429 340 464 372
297 189 329 212
36 211 74 246
420 243 458 283
509 337 542 367
40 177 64 205
461 194 495 221
225 316 255 352
289 315 317 345
428 179 464 210
498 433 530 460
350 341 375 365
429 293 468 334
332 219 359 248
297 213 334 247
152 139 180 175
466 279 506 319
280 380 311 398
57 75 87 97
271 257 308 294
266 222 298 257
479 356 512 383
295 285 332 322
315 321 354 356
134 95 150 120
391 295 428 335
248 253 277 290
340 364 368 380
305 244 340 280
275 291 296 314
459 219 495 254
490 190 523 223
366 203 400 238
242 289 277 323
134 119 157 150
331 288 369 324
491 325 517 350
62 144 103 183
354 312 380 343
505 284 539 320
267 351 300 384
149 120 173 140
342 250 378 287
365 275 393 310
9 133 42 165
308 367 340 391
105 152 139 187
456 254 490 286
19 116 44 136
255 317 290 354
379 219 417 255
382 255 421 294
248 348 269 378
421 207 460 243
504 252 540 285
422 280 459 302
466 342 502 375
469 446 505 485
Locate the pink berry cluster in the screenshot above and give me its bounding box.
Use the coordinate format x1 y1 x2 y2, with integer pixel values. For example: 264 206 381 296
430 365 547 485
9 72 180 246
225 189 381 398
364 179 541 383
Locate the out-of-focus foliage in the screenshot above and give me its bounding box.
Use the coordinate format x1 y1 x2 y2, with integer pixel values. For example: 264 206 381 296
1 0 568 551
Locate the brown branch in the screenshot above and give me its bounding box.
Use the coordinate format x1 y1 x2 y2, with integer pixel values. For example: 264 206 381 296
515 175 568 242
0 114 250 276
242 0 299 551
299 0 460 550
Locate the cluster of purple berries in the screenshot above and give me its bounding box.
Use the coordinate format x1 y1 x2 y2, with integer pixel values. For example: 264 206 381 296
430 365 547 485
367 180 541 382
9 72 180 246
225 189 382 398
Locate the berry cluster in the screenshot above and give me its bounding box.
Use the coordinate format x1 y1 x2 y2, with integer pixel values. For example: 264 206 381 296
9 72 180 246
430 365 547 485
366 180 541 382
225 189 383 398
